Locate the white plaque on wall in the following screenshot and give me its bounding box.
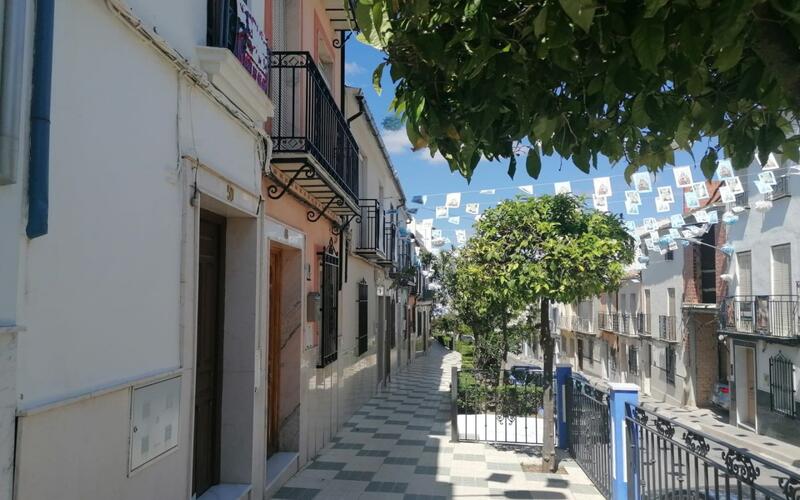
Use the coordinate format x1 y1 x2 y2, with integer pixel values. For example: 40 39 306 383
129 375 181 472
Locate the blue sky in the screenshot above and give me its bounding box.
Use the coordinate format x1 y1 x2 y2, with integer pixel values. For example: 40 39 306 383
344 38 708 241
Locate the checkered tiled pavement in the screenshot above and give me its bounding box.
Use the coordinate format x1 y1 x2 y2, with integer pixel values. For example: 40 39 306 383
272 345 604 499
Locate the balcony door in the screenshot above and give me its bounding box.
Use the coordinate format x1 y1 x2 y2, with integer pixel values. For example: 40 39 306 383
771 244 792 335
737 251 753 330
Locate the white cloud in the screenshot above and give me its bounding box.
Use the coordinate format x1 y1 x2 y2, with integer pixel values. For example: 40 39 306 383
417 150 448 165
344 61 365 75
381 129 412 154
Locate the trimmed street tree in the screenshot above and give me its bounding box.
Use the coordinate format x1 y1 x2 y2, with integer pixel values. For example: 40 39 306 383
468 194 635 471
357 0 800 179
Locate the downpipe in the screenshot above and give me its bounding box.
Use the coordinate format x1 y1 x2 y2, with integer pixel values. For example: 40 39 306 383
26 0 55 238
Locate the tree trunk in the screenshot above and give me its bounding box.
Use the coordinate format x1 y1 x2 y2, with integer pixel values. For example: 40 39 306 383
540 297 557 472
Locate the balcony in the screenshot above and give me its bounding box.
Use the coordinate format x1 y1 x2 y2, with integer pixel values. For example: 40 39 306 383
659 315 678 342
719 295 799 338
598 312 620 332
619 313 633 335
571 316 594 334
268 52 359 218
378 220 398 268
355 199 386 260
635 313 652 336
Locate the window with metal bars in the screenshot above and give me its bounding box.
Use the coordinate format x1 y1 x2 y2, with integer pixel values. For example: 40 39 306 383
207 0 237 50
388 299 396 349
588 340 594 365
666 346 676 385
769 352 797 418
357 280 368 356
628 346 639 375
318 243 339 368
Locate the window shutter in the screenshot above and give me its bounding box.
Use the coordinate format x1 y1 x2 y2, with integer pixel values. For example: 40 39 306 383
772 244 792 295
737 251 753 295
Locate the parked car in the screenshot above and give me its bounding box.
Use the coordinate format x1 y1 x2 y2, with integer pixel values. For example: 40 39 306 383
460 334 475 344
507 365 543 386
711 381 730 411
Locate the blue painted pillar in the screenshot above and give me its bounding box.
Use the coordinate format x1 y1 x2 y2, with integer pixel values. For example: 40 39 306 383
555 363 572 449
608 382 639 500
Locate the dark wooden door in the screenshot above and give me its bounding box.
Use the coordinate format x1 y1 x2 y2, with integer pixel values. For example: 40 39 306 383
267 249 282 457
193 212 225 496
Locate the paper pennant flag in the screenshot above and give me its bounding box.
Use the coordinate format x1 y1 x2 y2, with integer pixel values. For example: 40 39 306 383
726 177 744 195
763 152 780 171
643 218 657 231
648 230 660 242
685 191 700 209
625 200 640 215
624 220 637 232
519 185 534 195
632 172 653 193
755 180 773 194
554 181 572 195
758 171 777 186
716 159 735 180
719 185 735 203
431 229 442 238
435 206 449 218
593 194 609 212
668 241 679 251
474 214 482 222
448 216 460 225
707 210 719 224
445 192 461 208
657 186 675 203
421 218 433 227
465 203 480 215
673 165 694 188
411 195 427 204
670 214 686 228
681 229 694 239
455 229 467 243
693 210 709 223
692 182 710 200
669 228 681 240
593 177 613 198
655 198 670 213
625 190 642 204
479 189 496 195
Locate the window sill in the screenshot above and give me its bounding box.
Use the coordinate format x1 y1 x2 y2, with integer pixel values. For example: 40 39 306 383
196 46 274 125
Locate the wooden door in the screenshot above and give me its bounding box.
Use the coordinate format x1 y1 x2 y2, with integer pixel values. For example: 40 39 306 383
267 249 282 457
194 212 225 496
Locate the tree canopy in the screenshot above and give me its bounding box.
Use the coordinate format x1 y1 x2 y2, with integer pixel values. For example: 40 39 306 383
357 0 800 180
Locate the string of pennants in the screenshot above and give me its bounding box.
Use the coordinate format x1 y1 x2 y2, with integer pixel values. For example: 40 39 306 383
409 152 797 250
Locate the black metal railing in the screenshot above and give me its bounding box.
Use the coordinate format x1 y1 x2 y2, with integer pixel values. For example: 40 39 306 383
625 404 800 499
619 313 632 335
720 295 799 338
568 378 612 498
454 369 546 444
767 174 791 200
318 243 339 368
635 313 652 336
357 280 368 356
382 220 397 267
270 52 359 201
769 352 797 418
659 315 677 341
355 199 385 256
571 315 594 334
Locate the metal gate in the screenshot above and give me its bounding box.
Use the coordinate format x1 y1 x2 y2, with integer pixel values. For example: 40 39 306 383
454 369 547 444
568 378 612 498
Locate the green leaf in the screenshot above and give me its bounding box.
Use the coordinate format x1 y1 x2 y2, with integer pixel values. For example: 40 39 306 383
526 148 542 179
631 20 665 73
643 0 668 18
631 93 651 127
372 62 386 96
700 149 717 179
558 0 597 33
534 6 549 37
715 40 744 72
507 155 517 178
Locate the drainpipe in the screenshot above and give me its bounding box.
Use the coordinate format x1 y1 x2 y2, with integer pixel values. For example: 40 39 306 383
26 0 55 238
0 0 27 185
346 94 364 125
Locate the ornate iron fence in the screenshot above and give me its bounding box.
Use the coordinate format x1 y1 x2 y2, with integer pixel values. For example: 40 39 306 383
659 315 677 342
355 199 385 257
318 241 339 368
625 404 800 499
636 313 652 336
568 378 612 498
769 352 797 418
454 369 546 444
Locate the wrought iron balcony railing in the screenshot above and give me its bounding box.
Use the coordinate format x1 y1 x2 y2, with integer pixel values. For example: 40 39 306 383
659 315 677 341
270 51 359 202
635 313 651 336
598 312 620 332
355 199 386 258
379 220 397 268
720 295 799 337
571 316 594 334
619 313 633 335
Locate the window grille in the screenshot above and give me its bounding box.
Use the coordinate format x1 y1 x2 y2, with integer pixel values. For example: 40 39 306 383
769 352 797 418
768 175 791 200
318 242 339 368
629 346 639 375
665 250 674 261
357 280 368 356
207 0 237 50
666 346 676 385
388 299 396 349
610 346 618 374
588 340 594 365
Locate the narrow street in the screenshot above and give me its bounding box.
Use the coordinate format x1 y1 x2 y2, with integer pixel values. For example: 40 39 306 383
274 344 603 499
